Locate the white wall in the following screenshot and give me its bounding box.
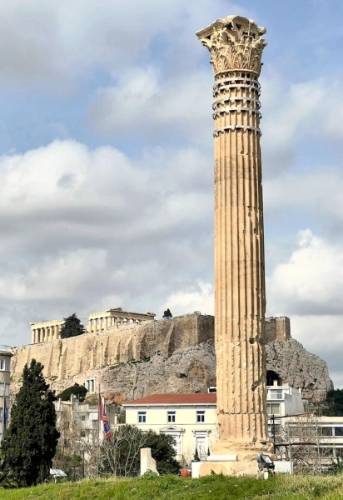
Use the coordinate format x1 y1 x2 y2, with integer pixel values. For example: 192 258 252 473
124 404 218 465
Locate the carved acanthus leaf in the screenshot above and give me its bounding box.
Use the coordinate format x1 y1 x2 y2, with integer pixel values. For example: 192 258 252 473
198 16 266 76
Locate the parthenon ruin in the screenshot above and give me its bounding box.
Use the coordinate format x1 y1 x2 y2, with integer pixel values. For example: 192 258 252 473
31 308 155 344
87 308 155 334
31 319 64 344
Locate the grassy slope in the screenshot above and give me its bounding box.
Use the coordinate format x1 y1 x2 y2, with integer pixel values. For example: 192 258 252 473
0 474 343 500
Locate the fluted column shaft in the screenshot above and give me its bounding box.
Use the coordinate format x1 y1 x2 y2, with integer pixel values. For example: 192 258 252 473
214 70 266 444
197 16 268 447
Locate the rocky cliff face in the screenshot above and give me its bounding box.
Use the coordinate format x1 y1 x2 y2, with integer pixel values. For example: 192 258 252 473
11 314 332 402
102 339 332 404
265 338 333 401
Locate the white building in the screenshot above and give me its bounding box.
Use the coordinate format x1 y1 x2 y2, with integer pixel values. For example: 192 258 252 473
55 399 100 449
123 393 217 464
266 383 304 437
123 386 305 466
283 416 343 464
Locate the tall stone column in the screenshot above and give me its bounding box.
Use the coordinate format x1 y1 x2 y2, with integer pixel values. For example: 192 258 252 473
197 16 268 451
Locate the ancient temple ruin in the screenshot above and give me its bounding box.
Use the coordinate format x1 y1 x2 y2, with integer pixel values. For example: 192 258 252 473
197 15 268 474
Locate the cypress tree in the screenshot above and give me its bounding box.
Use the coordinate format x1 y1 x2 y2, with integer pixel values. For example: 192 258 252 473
1 359 60 486
60 313 85 339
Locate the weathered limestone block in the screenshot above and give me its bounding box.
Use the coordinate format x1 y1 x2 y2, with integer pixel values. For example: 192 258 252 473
140 448 159 476
265 317 291 343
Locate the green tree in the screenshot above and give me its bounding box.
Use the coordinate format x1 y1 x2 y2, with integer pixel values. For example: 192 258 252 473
1 359 60 486
324 389 343 416
144 431 179 474
58 383 87 402
100 425 179 476
60 313 85 339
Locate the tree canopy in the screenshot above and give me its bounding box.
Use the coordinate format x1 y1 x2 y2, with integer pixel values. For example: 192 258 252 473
60 313 85 339
1 359 60 486
324 389 343 416
162 309 173 319
100 425 179 476
57 383 87 402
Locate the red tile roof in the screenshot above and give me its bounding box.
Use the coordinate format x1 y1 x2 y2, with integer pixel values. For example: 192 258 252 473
123 393 216 406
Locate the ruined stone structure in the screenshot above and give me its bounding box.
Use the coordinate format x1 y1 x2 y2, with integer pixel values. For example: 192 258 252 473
197 15 268 461
265 317 291 343
31 319 64 344
31 308 155 344
87 308 155 335
12 314 332 406
14 314 214 393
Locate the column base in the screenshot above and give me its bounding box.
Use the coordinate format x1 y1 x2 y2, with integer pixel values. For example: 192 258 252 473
195 440 272 477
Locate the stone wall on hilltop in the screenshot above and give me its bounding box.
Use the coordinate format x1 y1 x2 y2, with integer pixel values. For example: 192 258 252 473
11 314 214 393
11 313 332 402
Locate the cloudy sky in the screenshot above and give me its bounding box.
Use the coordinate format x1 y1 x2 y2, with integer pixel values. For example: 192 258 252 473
0 0 342 387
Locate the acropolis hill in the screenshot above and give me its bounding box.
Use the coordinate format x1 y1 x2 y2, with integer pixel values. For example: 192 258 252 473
11 312 333 403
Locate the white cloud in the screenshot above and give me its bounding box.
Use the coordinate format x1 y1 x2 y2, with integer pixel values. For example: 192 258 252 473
265 167 343 224
91 71 343 166
162 282 214 317
267 231 343 387
90 66 212 146
261 77 343 175
290 315 343 354
268 230 343 316
0 249 107 301
0 139 213 346
289 314 343 388
0 0 242 86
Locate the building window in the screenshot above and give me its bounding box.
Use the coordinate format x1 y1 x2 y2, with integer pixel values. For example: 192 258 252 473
266 403 281 416
167 411 176 423
138 411 146 423
269 389 283 400
196 410 205 423
0 359 5 371
335 427 343 437
320 427 333 437
81 415 86 421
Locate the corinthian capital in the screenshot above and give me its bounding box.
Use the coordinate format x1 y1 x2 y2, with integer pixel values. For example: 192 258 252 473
197 15 266 76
